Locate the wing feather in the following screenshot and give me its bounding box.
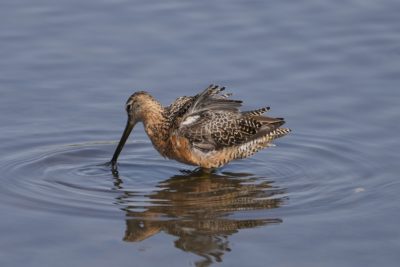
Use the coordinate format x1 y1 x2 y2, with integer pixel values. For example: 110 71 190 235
183 84 242 117
169 85 288 152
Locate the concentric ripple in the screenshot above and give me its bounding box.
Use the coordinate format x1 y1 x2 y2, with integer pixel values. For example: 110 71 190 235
0 139 281 221
0 131 377 222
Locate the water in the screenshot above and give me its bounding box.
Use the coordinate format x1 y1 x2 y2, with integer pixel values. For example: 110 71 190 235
1 0 400 266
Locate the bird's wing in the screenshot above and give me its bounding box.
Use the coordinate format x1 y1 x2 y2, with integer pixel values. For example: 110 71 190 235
168 84 241 128
183 84 243 116
173 85 287 152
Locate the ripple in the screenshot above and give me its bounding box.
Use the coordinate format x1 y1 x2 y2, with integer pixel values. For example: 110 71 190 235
0 138 283 220
259 131 379 217
0 130 378 224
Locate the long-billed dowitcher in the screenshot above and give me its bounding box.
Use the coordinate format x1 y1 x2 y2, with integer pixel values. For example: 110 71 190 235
110 85 290 170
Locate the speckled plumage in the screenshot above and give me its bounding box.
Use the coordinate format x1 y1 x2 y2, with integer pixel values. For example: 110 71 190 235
111 85 290 169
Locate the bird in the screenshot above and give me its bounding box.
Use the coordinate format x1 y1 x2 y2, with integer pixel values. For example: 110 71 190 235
110 84 290 170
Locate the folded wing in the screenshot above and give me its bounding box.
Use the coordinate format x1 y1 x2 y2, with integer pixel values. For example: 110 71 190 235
170 85 289 153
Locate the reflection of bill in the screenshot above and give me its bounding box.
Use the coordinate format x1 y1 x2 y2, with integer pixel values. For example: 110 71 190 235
113 169 284 266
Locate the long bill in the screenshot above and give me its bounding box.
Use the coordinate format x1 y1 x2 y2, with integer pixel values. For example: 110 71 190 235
110 119 134 168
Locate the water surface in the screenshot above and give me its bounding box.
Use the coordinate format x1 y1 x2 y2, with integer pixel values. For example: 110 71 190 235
1 1 400 266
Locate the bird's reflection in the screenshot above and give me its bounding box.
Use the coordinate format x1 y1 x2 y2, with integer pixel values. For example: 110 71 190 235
112 169 285 267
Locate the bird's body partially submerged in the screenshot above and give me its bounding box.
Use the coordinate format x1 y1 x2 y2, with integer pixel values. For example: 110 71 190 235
111 85 290 169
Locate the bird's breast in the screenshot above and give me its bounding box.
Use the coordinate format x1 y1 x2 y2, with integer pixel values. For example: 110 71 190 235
167 135 197 165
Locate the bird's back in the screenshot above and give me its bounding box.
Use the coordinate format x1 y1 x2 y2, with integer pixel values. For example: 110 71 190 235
162 85 290 168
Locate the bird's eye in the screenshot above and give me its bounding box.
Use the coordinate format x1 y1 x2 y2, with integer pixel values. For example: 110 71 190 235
126 104 131 112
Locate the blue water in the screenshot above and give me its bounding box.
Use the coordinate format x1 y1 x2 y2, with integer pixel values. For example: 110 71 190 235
1 1 400 266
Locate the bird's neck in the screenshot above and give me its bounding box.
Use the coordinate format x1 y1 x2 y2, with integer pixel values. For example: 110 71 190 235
140 100 170 155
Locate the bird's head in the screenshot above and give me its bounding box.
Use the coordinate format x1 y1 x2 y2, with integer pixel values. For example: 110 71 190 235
110 91 153 169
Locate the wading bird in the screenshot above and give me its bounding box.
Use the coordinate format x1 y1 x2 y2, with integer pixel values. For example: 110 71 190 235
110 85 290 170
